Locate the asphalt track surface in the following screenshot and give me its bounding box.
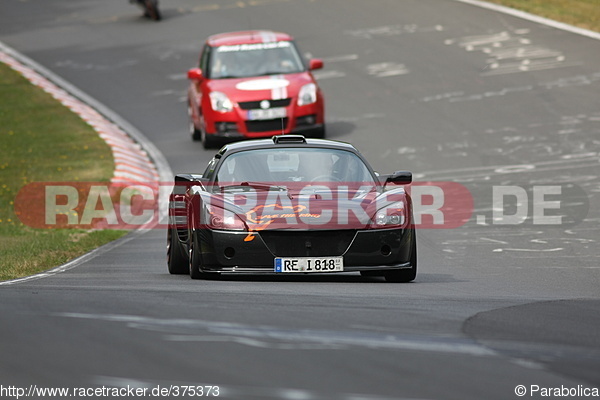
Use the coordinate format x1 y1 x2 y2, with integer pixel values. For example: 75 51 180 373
1 1 599 399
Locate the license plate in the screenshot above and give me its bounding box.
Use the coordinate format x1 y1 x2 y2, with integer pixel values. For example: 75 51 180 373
247 107 287 121
274 257 343 273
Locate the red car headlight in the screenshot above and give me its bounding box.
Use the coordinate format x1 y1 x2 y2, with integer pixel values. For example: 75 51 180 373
209 91 234 112
297 83 317 106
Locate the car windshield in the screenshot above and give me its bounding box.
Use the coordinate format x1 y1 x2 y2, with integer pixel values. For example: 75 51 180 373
215 148 377 186
209 41 305 79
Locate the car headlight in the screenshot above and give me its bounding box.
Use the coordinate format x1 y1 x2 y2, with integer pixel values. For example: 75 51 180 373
209 91 234 112
204 205 246 231
297 83 317 106
371 201 406 228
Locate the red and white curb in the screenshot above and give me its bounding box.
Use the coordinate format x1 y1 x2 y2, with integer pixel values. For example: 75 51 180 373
0 41 173 285
0 51 160 188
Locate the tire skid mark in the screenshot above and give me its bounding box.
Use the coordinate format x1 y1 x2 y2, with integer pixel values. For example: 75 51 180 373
56 312 497 357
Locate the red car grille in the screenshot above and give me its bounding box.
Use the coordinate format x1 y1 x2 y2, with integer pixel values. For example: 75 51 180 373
238 98 291 110
245 118 288 133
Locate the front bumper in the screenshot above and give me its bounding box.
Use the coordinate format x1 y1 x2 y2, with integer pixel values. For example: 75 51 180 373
205 101 324 139
195 228 414 273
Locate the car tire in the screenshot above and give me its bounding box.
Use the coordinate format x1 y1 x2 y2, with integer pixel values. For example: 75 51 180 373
188 104 202 141
200 126 218 149
191 126 202 142
167 228 189 275
189 229 220 280
384 230 417 283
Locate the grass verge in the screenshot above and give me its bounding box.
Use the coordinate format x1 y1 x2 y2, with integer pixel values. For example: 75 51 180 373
483 0 600 33
0 62 127 281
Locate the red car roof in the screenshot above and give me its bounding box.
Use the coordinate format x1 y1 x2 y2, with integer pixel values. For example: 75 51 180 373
206 30 294 47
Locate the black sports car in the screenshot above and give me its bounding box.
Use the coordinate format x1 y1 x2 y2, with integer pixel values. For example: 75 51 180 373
167 135 417 282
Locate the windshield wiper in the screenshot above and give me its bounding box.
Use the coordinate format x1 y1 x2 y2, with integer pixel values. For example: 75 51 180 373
260 70 301 76
260 71 286 76
215 75 242 79
220 182 288 192
242 182 289 192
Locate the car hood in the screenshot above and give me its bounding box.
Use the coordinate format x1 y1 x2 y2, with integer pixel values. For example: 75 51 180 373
205 72 315 101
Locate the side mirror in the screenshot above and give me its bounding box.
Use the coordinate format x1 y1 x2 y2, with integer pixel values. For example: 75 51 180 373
309 59 324 71
384 171 412 185
175 173 204 182
187 68 204 81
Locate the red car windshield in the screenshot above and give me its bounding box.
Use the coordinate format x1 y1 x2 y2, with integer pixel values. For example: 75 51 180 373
209 41 305 79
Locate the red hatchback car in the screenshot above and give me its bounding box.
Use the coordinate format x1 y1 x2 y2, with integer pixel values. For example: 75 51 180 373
187 30 325 148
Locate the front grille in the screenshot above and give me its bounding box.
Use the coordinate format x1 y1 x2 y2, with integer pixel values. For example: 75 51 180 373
259 230 356 257
245 118 288 133
238 98 292 110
